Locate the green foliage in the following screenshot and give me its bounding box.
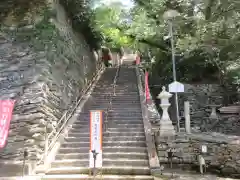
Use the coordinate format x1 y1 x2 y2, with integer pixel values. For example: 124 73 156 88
59 0 102 50
93 2 133 48
124 0 240 87
0 0 47 24
0 0 102 50
1 8 60 52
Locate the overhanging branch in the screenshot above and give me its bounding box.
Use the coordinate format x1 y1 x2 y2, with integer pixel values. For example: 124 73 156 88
129 34 169 52
116 25 169 52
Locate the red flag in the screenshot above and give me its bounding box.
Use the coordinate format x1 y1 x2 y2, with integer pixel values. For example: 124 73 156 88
145 71 150 103
0 100 15 149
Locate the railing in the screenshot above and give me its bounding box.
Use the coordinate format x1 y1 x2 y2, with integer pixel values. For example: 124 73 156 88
135 56 160 170
37 63 104 167
104 59 121 132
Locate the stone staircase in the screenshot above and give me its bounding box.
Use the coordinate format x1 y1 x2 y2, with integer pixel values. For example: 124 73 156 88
37 66 154 179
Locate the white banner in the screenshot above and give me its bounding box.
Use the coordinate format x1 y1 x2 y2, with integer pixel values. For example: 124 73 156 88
89 110 103 168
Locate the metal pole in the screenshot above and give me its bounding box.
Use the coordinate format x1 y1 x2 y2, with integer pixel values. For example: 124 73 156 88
91 150 98 179
22 150 28 177
169 20 180 132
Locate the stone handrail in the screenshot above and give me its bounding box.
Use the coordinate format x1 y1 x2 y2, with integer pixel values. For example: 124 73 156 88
104 63 120 131
138 67 161 123
37 62 105 167
135 65 161 174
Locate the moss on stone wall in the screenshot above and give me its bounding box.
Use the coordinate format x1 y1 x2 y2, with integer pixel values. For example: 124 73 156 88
0 1 102 176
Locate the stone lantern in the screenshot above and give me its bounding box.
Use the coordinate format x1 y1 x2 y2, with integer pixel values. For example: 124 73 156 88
157 86 176 138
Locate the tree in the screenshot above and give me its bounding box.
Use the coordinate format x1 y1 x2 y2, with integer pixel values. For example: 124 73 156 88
92 0 240 91
93 2 133 48
126 0 240 85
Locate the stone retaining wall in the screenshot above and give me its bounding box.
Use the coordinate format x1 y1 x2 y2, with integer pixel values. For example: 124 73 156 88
200 114 240 136
156 132 240 178
172 84 224 125
0 1 100 165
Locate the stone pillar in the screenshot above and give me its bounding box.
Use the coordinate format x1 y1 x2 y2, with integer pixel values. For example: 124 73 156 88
157 86 176 138
184 101 191 134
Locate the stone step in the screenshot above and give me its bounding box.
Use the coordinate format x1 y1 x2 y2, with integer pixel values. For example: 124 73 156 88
90 92 113 95
111 113 142 116
107 104 141 107
108 111 143 115
113 96 139 99
69 125 90 130
65 135 145 142
104 152 148 160
79 112 142 116
107 128 144 133
72 121 144 127
47 166 151 175
51 158 149 168
112 96 139 98
68 132 89 138
93 93 139 96
110 120 143 124
106 131 145 136
110 107 141 110
55 152 148 160
104 141 146 147
61 141 146 148
61 142 89 148
94 97 139 100
108 124 144 128
86 106 141 109
67 131 145 138
87 102 140 105
58 147 89 154
69 129 91 133
111 100 140 103
40 174 153 180
65 136 89 142
79 110 142 114
71 124 89 129
74 118 143 124
59 146 147 154
103 146 147 153
84 102 110 106
104 136 145 141
107 117 143 120
113 92 139 95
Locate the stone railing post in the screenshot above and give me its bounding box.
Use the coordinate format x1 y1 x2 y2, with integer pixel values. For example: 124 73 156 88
157 86 175 138
184 101 191 134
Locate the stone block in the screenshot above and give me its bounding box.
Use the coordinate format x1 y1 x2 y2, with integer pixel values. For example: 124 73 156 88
0 11 100 176
158 151 167 157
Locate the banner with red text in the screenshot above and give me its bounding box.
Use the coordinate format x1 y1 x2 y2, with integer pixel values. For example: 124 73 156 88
89 110 103 168
0 100 15 149
145 71 150 103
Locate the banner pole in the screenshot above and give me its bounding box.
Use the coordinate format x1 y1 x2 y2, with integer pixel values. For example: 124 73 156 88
22 150 28 177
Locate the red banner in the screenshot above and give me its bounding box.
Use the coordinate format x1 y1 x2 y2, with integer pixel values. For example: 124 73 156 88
0 100 15 149
145 71 150 103
136 55 140 65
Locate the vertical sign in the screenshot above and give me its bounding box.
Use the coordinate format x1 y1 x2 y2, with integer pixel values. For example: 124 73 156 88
145 71 150 103
89 110 103 168
0 100 15 149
